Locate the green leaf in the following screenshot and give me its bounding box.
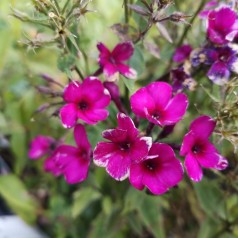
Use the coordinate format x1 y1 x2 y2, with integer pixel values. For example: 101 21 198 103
0 174 37 224
129 46 145 76
122 76 135 94
57 54 76 77
72 187 101 218
194 178 226 219
197 217 221 238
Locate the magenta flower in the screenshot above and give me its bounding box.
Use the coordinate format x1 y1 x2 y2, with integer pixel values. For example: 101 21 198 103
97 42 137 80
173 44 192 63
60 77 111 128
199 0 218 19
93 113 152 181
180 115 228 182
28 135 55 159
129 143 183 195
207 7 238 44
130 82 188 127
47 124 91 184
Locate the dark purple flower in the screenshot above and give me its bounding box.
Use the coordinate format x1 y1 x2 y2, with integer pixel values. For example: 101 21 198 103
173 44 192 63
207 7 238 44
192 46 238 85
28 135 55 159
60 77 111 128
46 124 91 184
129 143 183 195
93 113 152 181
97 42 137 80
130 82 188 127
180 115 228 182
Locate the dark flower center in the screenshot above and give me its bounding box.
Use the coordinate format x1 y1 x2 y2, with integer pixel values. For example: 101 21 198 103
120 142 131 151
109 56 116 65
192 144 202 154
152 112 161 120
79 101 88 111
143 159 159 171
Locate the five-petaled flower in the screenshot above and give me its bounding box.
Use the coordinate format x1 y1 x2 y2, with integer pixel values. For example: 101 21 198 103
60 77 111 128
46 124 91 184
97 42 137 80
180 115 228 182
129 143 184 195
93 113 152 181
130 82 188 126
207 7 238 45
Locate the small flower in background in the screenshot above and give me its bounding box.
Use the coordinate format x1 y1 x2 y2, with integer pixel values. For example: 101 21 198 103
97 41 137 81
28 135 56 159
46 124 91 184
93 113 152 181
207 7 238 45
172 44 192 63
60 77 111 128
191 45 238 85
180 115 228 182
129 143 183 195
199 0 218 19
130 82 188 126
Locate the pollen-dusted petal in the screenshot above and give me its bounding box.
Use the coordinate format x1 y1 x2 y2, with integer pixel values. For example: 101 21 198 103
130 87 155 118
112 42 134 62
207 61 230 85
129 163 145 190
117 113 139 140
63 81 82 103
102 129 128 143
93 142 118 167
63 157 90 184
184 153 203 182
74 124 91 151
117 63 137 79
180 132 196 156
97 42 111 66
147 82 172 109
129 137 152 162
189 115 216 140
60 103 78 128
162 93 188 125
142 172 169 195
106 154 131 181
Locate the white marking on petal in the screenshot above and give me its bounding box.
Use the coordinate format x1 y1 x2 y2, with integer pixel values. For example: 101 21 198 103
140 137 152 150
124 68 137 79
230 59 238 73
106 166 129 181
104 89 110 95
89 76 98 81
93 156 109 167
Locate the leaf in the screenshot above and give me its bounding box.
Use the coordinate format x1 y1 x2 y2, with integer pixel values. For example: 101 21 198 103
128 46 145 76
122 76 135 94
0 174 38 224
72 187 101 218
156 22 173 43
127 4 150 16
194 178 226 219
144 41 160 59
57 54 76 77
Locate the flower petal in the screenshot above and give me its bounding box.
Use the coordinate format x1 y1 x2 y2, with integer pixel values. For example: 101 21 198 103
84 109 109 123
207 61 230 85
112 42 134 62
103 63 118 77
130 87 155 118
60 103 78 128
129 163 145 190
189 115 216 140
180 132 196 156
117 63 137 79
63 81 82 103
184 153 203 182
162 93 188 125
102 128 128 143
173 44 192 63
74 124 91 151
97 42 111 66
214 155 228 170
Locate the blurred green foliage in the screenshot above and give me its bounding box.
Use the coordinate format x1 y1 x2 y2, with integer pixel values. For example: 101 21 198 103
0 0 237 238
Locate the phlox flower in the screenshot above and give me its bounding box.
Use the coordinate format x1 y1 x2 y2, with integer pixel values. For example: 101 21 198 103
46 124 91 184
129 143 183 195
207 7 238 44
93 113 152 181
130 82 188 126
60 77 111 128
180 115 228 182
97 42 137 80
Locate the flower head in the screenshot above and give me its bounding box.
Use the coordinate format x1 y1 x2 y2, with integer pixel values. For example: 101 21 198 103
28 135 55 159
180 115 228 182
129 143 183 195
97 42 137 80
199 0 218 19
93 113 152 181
130 82 188 126
60 77 111 128
46 124 91 184
207 7 238 44
173 44 192 63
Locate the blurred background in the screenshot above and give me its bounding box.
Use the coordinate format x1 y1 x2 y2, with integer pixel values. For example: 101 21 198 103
0 0 238 237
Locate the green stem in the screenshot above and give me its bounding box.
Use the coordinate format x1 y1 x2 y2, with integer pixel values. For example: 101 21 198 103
124 0 129 23
62 0 71 14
